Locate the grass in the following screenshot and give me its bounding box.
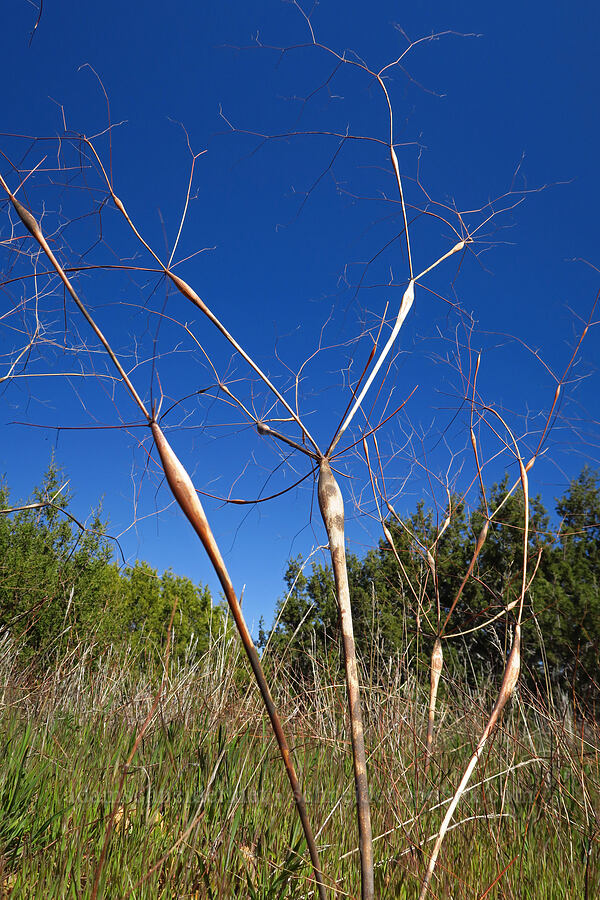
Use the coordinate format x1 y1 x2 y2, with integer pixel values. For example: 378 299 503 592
0 628 598 899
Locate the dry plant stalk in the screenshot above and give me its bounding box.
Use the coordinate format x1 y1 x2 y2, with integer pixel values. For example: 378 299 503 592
6 21 580 898
425 638 443 775
317 457 374 900
0 181 327 900
79 41 468 900
419 625 521 899
90 143 377 896
421 516 491 771
419 423 531 897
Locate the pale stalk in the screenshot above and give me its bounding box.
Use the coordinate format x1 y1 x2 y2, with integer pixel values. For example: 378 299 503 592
317 457 374 900
327 240 465 457
328 279 414 456
419 626 521 899
425 638 443 776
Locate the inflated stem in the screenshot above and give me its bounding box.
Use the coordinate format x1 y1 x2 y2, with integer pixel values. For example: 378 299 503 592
317 458 374 900
328 280 414 456
419 624 521 899
425 638 443 775
151 423 327 900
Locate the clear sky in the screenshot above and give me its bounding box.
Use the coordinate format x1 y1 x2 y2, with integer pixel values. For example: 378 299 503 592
2 0 599 630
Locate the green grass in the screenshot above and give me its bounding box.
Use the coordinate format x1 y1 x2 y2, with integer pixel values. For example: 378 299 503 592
0 633 598 898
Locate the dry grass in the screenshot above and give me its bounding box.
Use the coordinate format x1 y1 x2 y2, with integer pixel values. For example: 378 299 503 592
0 626 598 899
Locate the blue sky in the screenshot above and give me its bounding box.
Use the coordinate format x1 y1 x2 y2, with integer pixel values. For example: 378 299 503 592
2 0 599 629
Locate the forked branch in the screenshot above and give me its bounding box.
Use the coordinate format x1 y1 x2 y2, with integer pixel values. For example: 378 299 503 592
0 179 327 899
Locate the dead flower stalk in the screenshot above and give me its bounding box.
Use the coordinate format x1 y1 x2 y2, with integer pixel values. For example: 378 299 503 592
0 177 327 900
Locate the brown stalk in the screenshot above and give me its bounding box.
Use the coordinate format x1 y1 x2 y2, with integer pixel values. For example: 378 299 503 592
0 178 150 422
1 180 326 898
420 416 530 899
151 422 327 900
440 518 490 633
381 523 420 609
317 457 374 900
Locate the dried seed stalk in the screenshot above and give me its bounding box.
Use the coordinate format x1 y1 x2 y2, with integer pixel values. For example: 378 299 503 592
441 518 490 633
328 280 415 455
317 457 374 900
2 177 327 895
425 638 443 775
163 270 321 454
151 423 327 900
0 179 150 421
419 625 521 899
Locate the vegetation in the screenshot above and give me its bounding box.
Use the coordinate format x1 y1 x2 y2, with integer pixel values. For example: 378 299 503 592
0 462 222 665
0 622 598 899
5 463 600 697
270 467 600 697
2 466 599 896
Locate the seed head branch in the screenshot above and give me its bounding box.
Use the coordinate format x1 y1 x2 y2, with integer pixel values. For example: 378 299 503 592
419 625 521 899
0 174 151 422
82 139 321 457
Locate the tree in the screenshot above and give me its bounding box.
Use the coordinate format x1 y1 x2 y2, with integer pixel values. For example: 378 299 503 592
272 469 600 704
543 467 600 692
0 459 111 657
0 462 221 663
